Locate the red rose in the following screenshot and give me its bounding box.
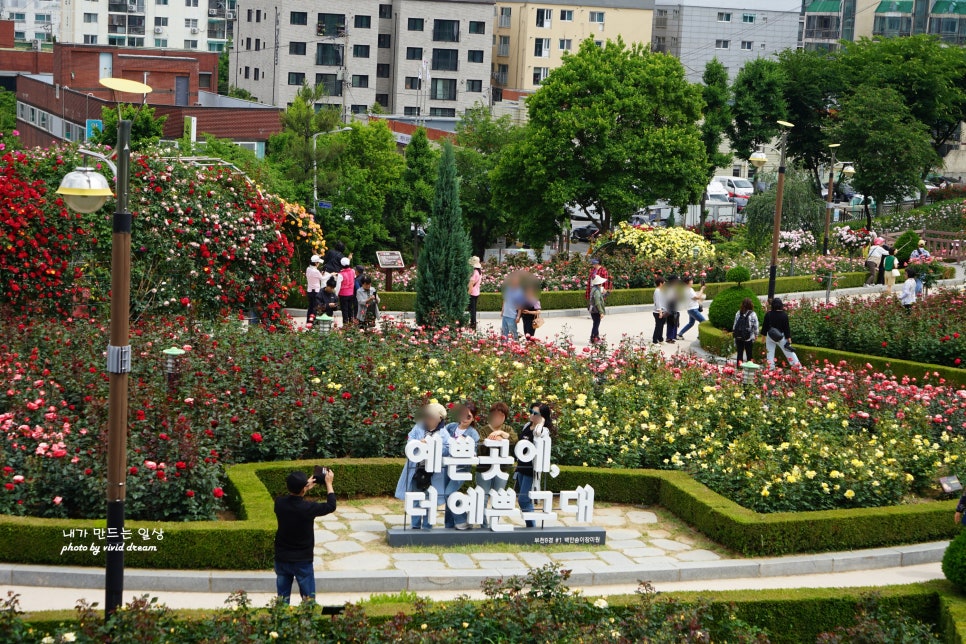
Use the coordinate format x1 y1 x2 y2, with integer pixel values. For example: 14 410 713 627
84 468 92 476
881 342 888 347
251 432 263 443
956 333 961 339
212 487 225 498
230 415 240 423
129 466 138 475
2 466 12 474
159 433 169 441
185 490 195 497
176 461 187 470
342 392 352 400
956 358 962 366
180 297 190 306
4 483 13 491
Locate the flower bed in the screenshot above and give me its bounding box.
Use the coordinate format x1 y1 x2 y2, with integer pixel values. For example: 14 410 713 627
790 290 966 368
3 315 966 522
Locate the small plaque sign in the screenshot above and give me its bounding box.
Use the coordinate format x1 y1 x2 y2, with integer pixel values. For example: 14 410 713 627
376 251 405 269
941 475 963 494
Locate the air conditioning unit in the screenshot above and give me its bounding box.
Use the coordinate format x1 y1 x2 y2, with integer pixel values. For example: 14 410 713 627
31 38 42 50
225 11 233 19
190 26 199 33
154 26 163 33
208 9 217 15
128 3 137 11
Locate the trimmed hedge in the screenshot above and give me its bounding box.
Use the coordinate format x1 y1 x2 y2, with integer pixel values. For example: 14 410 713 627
698 322 966 385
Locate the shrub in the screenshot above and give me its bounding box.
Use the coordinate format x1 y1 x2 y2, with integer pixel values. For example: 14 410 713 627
708 285 762 330
607 222 715 263
894 230 921 265
944 530 966 592
726 266 752 285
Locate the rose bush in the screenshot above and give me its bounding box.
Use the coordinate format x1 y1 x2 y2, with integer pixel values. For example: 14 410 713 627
2 312 966 519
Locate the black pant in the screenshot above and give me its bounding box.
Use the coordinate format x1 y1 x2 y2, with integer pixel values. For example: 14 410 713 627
469 295 479 329
306 291 321 323
590 312 602 342
522 313 536 338
652 313 666 343
735 338 754 365
339 295 354 324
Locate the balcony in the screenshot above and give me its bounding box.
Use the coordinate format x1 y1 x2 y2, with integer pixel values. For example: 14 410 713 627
208 26 226 39
128 24 145 35
108 0 144 11
498 15 510 28
492 71 507 85
108 24 126 34
802 28 841 39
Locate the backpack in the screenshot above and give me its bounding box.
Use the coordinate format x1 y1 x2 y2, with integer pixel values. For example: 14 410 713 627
734 311 752 342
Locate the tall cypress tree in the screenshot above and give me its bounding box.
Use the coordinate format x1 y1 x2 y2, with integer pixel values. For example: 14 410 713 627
415 142 471 328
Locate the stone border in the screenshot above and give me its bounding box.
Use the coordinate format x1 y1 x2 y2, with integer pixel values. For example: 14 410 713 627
0 541 946 594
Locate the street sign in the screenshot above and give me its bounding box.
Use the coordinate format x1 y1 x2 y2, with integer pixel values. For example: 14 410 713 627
376 251 405 269
85 119 103 140
317 201 333 209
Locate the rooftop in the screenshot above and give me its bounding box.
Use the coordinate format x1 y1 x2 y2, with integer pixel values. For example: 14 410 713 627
932 1 966 14
874 1 913 12
805 0 842 12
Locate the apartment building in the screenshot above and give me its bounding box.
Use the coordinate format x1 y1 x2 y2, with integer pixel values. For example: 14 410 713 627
229 0 494 118
801 0 877 49
59 0 235 52
491 1 654 93
652 0 800 81
3 0 58 45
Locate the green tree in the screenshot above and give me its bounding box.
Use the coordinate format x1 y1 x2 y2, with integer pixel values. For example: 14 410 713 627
218 41 231 95
0 88 16 136
743 168 825 253
829 85 938 228
700 58 732 225
415 142 471 328
400 128 438 226
493 38 706 244
728 59 787 188
777 48 843 189
90 104 167 149
190 135 295 199
455 106 524 255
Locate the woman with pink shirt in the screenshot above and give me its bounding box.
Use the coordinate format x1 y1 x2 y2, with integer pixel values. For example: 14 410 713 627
338 257 356 325
467 256 482 330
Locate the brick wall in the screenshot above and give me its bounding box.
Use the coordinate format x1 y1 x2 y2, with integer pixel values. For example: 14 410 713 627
0 20 14 48
0 49 53 75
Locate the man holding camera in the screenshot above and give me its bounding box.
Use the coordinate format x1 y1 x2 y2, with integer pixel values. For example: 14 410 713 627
274 467 336 604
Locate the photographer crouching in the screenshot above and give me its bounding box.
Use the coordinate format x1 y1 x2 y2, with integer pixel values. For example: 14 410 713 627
274 466 336 604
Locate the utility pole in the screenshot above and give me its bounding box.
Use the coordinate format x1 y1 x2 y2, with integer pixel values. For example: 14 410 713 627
339 26 349 123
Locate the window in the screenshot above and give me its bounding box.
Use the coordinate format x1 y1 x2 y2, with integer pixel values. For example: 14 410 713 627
589 11 604 23
109 36 125 45
254 68 260 80
404 106 420 116
405 76 421 90
655 8 667 28
290 11 307 25
83 13 98 22
494 62 508 84
429 107 455 117
353 44 370 57
432 48 458 71
317 13 345 36
255 9 261 21
376 63 390 78
10 13 25 21
433 19 459 42
290 41 306 55
533 66 549 84
534 38 550 57
499 7 511 28
154 38 166 46
378 4 391 19
430 78 457 100
351 104 367 114
408 17 424 31
245 37 250 49
316 73 341 95
199 72 212 89
154 17 167 26
559 38 571 51
717 12 731 22
653 36 666 52
185 0 198 7
354 14 371 28
497 35 509 57
740 40 753 50
468 49 484 63
406 46 422 60
288 72 305 85
469 20 485 34
536 8 551 28
466 79 482 92
35 12 51 22
246 8 251 22
560 9 573 21
254 39 260 50
378 33 390 48
156 0 168 5
83 34 97 44
376 93 389 108
351 74 368 88
183 39 198 48
243 66 249 79
742 13 756 23
715 39 730 49
316 43 343 66
185 18 198 28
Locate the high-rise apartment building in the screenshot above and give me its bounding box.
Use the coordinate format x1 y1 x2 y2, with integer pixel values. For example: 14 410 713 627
229 0 494 117
491 1 654 93
4 0 58 45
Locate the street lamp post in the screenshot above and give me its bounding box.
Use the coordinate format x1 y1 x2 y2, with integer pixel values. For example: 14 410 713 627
822 146 855 256
750 120 794 303
312 127 352 213
56 77 151 617
749 148 768 193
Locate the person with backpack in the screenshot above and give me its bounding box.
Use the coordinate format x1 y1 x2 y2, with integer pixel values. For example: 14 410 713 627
762 298 800 369
731 298 759 368
588 274 607 343
394 403 451 530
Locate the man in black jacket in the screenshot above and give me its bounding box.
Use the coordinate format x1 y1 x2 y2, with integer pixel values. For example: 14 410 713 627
274 468 336 603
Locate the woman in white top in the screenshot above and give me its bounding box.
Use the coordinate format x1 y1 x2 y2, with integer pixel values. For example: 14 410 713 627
677 277 707 338
865 237 887 286
898 266 917 309
651 276 668 344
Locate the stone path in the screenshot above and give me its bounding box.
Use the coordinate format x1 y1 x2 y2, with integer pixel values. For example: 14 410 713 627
312 499 727 574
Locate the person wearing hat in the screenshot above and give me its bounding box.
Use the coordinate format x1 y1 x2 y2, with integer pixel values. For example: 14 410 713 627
589 273 607 343
467 256 482 330
274 467 337 604
305 255 324 325
585 258 611 301
910 240 931 295
338 257 357 325
865 237 887 286
394 403 452 529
